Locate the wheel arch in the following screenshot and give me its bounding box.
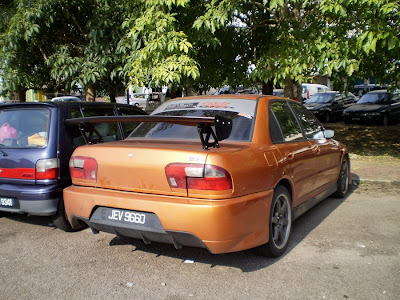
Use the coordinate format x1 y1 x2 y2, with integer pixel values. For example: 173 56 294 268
275 178 293 202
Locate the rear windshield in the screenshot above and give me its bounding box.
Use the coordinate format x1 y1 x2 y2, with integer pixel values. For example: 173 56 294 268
129 99 257 142
0 108 50 148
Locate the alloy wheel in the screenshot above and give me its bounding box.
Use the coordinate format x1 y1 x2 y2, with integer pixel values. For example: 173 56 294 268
271 193 292 249
339 160 349 195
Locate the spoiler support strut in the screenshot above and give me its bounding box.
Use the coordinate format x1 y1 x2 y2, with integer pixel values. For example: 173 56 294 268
66 115 232 150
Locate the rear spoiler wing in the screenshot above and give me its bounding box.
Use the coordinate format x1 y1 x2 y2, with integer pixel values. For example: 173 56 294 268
65 115 232 150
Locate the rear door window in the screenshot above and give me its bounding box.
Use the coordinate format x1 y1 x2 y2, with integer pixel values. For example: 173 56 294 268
269 101 304 143
0 108 50 148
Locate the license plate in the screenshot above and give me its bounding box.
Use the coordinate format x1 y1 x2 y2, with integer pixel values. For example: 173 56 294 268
107 209 146 225
91 207 165 232
102 208 146 225
352 117 360 120
0 197 16 208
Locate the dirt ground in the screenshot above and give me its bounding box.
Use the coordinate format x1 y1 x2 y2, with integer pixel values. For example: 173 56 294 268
1 184 399 300
326 122 400 158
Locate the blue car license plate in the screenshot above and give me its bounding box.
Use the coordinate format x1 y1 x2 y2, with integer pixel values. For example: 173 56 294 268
0 197 19 209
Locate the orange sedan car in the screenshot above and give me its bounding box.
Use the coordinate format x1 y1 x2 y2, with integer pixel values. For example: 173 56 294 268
63 95 350 257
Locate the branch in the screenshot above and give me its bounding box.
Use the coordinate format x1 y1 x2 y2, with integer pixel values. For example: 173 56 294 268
70 13 87 38
37 44 48 62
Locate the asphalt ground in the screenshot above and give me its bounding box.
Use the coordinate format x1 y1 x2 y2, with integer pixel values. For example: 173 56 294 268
1 183 399 300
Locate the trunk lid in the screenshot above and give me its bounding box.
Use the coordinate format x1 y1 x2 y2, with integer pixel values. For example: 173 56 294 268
71 140 210 196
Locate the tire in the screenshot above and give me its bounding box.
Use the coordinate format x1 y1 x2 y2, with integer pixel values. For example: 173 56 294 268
51 198 75 232
333 157 350 198
258 186 292 257
383 114 390 126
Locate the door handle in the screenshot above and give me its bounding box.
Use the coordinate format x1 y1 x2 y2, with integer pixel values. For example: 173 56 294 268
312 146 321 155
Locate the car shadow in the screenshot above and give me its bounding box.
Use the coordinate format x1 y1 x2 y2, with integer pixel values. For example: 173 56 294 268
0 212 53 227
107 184 359 273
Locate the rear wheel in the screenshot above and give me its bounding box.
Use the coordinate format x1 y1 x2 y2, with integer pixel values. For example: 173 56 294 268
258 186 292 257
52 198 75 232
333 157 350 198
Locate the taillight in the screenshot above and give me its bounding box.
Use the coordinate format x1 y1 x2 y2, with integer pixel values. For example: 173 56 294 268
36 158 59 180
307 90 310 99
69 156 98 181
165 163 232 191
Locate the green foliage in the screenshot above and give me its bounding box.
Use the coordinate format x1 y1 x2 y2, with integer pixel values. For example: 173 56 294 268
0 0 138 98
122 1 200 89
1 0 399 99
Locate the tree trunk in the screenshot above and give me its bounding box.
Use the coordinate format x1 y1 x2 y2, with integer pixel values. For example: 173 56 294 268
17 86 27 102
86 83 96 102
262 80 274 95
109 87 116 103
284 78 302 102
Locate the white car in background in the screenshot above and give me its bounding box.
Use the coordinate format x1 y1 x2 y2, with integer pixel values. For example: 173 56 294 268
302 84 330 101
129 93 149 109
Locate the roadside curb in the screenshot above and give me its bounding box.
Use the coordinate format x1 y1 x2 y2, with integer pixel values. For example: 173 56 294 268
351 174 400 186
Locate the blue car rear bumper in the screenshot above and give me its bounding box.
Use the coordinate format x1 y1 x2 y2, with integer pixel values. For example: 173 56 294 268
0 183 64 216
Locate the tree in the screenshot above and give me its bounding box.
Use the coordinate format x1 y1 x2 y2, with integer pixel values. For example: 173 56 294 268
125 0 399 97
0 0 140 101
319 0 400 89
2 0 399 101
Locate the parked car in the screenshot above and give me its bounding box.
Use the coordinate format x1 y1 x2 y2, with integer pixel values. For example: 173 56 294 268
302 83 331 101
0 102 146 230
64 95 350 257
304 92 357 123
130 93 165 111
273 89 285 97
352 84 388 100
148 92 165 107
51 96 83 102
129 93 149 109
343 90 400 126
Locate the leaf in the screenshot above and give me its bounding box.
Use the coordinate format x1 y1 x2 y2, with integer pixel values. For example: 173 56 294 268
388 36 397 50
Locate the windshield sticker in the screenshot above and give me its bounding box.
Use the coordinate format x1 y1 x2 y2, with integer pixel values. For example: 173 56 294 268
238 112 253 119
164 102 199 110
197 102 234 109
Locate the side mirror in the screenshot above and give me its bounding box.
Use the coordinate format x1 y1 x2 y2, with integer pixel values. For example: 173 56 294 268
312 129 334 140
324 129 335 139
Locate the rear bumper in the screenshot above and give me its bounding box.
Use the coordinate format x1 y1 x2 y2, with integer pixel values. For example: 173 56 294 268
64 185 274 254
0 183 63 216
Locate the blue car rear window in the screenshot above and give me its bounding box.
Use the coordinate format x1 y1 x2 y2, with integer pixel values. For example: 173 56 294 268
0 108 50 148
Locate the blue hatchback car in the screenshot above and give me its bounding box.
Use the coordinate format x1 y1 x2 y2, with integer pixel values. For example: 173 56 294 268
0 101 146 230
